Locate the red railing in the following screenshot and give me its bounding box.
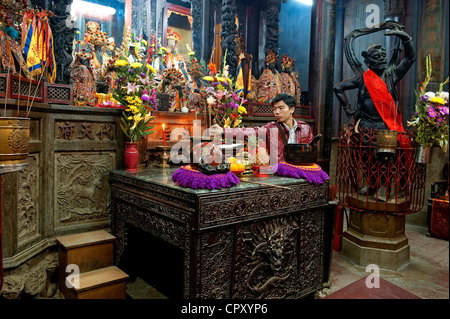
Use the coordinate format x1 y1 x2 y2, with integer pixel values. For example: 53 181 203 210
336 128 426 215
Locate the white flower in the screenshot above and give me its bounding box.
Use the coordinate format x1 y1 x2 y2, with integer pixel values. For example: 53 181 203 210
424 92 436 99
438 91 449 101
207 96 216 106
127 55 135 65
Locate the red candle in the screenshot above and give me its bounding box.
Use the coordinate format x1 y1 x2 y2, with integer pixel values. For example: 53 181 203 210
162 123 166 147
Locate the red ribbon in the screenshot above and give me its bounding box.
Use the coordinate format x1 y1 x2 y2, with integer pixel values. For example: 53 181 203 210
363 69 405 132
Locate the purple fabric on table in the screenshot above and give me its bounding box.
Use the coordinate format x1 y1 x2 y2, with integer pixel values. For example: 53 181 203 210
172 165 240 189
275 162 329 185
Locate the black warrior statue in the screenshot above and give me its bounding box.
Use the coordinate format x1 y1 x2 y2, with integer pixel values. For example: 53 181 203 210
333 21 416 200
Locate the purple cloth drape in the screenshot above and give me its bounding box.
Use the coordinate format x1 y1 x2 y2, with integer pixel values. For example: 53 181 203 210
275 162 329 185
172 165 240 189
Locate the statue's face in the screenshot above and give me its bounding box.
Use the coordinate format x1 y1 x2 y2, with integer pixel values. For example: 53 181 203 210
365 47 387 70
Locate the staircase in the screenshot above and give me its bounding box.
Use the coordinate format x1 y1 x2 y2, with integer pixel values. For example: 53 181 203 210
56 230 129 299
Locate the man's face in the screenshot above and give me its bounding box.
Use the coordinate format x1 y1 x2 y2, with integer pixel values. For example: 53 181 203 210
273 100 294 123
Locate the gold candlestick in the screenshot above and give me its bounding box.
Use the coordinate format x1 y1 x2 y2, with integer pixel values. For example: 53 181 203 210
157 146 170 168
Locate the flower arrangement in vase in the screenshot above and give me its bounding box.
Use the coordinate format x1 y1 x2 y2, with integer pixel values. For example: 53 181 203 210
112 33 157 171
408 55 449 158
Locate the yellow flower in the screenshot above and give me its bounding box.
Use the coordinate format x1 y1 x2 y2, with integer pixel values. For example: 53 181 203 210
146 64 156 75
130 62 143 68
161 47 167 52
129 105 139 113
216 77 226 82
223 117 232 128
203 76 214 81
238 106 247 114
430 97 446 105
188 51 195 56
130 114 143 130
144 112 153 122
115 60 128 66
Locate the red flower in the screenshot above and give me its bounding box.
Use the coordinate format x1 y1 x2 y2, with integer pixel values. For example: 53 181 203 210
208 62 217 75
230 113 238 119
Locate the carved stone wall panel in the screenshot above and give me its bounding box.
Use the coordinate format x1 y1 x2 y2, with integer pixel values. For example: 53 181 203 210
54 153 114 229
17 154 40 248
198 228 235 299
199 184 328 228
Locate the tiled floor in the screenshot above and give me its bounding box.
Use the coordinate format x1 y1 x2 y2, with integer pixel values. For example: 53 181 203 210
325 223 449 299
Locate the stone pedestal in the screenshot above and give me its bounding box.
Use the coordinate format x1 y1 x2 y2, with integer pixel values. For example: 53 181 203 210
341 210 410 271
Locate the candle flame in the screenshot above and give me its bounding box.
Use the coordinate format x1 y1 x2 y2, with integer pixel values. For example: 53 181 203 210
162 123 165 130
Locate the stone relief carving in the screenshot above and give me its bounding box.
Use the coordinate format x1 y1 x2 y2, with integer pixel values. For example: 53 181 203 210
55 154 112 224
1 251 59 299
18 154 40 247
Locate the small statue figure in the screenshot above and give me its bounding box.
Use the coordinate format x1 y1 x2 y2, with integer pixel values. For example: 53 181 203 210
159 67 186 112
235 36 253 100
257 49 282 103
280 54 302 105
71 55 96 106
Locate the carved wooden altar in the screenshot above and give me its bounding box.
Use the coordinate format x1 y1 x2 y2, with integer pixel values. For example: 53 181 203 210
110 167 330 299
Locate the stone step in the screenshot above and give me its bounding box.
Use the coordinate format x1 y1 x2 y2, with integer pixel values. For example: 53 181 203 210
57 230 115 273
64 266 129 299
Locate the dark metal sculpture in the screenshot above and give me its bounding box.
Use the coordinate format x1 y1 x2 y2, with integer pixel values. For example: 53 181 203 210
334 21 417 202
333 21 416 129
49 0 77 84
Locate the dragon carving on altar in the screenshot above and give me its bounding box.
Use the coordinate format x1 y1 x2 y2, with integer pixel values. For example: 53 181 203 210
243 218 298 298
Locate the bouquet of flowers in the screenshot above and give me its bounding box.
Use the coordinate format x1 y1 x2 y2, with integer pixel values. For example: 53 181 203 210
113 37 158 143
203 58 247 128
408 56 449 153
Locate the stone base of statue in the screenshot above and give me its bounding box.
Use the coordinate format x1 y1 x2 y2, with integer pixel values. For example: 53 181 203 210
341 209 410 271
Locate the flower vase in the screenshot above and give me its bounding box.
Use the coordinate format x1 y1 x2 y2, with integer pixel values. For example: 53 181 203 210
124 142 139 172
416 145 433 164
